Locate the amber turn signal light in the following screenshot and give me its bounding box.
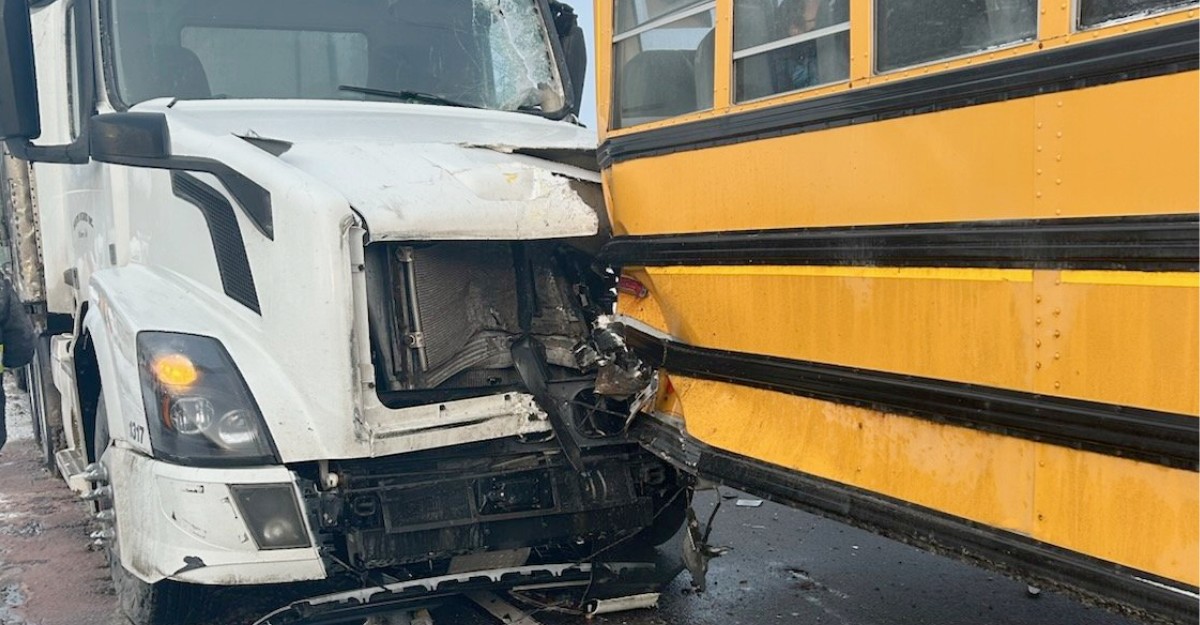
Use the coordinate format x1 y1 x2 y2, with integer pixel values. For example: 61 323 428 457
151 353 200 387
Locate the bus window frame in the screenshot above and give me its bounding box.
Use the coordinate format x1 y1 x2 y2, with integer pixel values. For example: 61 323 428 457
601 0 1197 136
610 0 719 129
729 1 852 105
1072 0 1198 31
870 0 1041 75
613 0 716 44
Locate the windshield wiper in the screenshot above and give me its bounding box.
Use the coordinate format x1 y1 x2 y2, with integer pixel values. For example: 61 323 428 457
337 85 481 109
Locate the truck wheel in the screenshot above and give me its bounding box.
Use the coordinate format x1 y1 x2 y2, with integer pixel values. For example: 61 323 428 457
93 393 209 625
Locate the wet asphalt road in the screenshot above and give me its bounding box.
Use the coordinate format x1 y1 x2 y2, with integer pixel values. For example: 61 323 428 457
0 380 1141 625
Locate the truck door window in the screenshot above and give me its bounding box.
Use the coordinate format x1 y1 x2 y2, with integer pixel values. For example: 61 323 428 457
103 0 567 116
66 4 86 139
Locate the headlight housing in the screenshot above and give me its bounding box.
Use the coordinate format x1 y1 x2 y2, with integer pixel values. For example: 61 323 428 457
138 332 278 466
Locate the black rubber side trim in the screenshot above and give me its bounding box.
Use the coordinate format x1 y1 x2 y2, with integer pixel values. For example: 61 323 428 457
179 158 273 240
144 156 273 240
623 327 1199 470
600 214 1200 272
599 22 1199 166
632 417 1199 625
512 147 601 172
171 172 262 314
89 112 274 239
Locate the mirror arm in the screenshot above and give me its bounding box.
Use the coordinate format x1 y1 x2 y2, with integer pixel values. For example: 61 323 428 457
4 139 88 165
3 138 29 160
27 143 87 164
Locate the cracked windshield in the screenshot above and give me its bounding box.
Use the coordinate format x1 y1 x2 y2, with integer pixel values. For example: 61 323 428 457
107 0 565 113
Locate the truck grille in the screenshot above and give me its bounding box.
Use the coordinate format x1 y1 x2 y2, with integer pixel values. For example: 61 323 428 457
331 450 657 569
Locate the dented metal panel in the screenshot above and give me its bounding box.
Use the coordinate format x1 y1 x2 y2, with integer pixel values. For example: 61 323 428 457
102 446 326 585
137 100 602 241
282 141 600 241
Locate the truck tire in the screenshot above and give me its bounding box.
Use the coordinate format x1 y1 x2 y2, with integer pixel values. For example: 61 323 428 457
93 393 209 625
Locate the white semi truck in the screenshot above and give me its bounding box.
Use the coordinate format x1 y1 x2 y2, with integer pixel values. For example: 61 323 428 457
0 0 684 623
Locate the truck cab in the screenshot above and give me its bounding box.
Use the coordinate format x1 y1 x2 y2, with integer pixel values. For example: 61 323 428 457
0 1 683 622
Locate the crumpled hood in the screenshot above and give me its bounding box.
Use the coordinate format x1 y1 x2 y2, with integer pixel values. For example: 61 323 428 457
281 139 600 241
152 100 602 241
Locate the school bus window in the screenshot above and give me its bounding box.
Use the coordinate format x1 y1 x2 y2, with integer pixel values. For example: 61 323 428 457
612 0 717 128
1078 0 1197 28
617 0 712 32
733 0 849 101
875 0 1037 72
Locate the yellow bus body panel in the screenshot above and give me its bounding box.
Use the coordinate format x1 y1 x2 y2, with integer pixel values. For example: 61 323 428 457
606 72 1198 236
1039 271 1199 414
661 373 1200 585
599 2 1200 609
628 267 1198 415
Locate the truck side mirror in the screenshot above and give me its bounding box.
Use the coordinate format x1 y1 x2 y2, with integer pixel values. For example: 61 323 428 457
549 1 587 118
0 0 41 143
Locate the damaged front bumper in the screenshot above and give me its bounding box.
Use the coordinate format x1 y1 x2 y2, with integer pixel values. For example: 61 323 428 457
253 561 670 625
313 437 677 570
103 446 326 585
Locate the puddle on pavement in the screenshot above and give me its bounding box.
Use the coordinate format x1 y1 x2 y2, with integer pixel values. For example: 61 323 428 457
0 582 27 625
2 376 33 444
3 583 25 608
0 522 42 538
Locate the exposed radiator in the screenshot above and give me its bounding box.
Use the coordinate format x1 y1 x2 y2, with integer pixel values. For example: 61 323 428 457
368 241 587 392
411 243 519 382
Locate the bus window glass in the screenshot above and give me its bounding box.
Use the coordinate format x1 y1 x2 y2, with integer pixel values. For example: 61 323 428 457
1078 0 1196 27
733 0 849 101
612 0 716 128
875 0 1037 72
617 0 711 32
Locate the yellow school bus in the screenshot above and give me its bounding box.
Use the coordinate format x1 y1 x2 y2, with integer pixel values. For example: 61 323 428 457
592 0 1198 621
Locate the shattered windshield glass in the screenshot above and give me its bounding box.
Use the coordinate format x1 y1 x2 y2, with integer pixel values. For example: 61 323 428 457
105 0 566 115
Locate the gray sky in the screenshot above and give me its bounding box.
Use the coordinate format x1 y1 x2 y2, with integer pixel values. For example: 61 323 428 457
571 1 599 130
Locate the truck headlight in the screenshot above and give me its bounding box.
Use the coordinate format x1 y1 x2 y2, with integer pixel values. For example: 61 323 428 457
137 332 279 466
